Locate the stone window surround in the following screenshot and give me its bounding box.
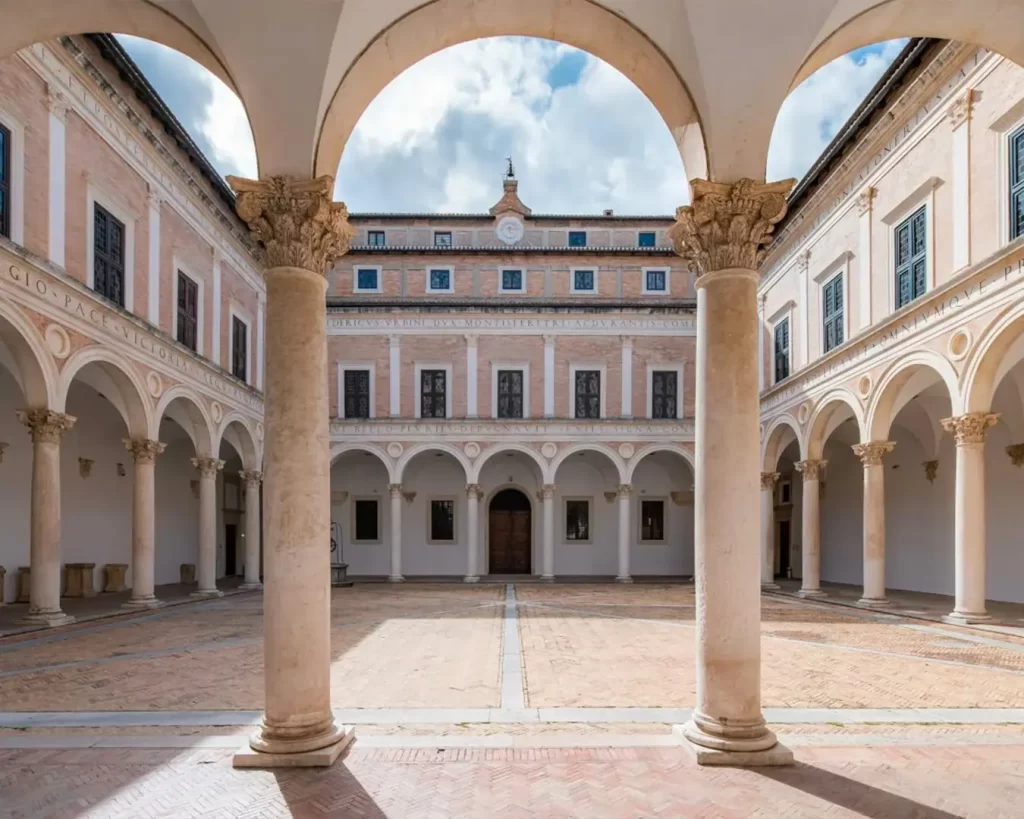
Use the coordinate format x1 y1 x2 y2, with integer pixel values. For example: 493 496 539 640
882 176 940 317
228 302 253 385
641 266 671 295
813 251 852 358
490 360 531 420
426 496 458 545
569 362 607 419
414 361 453 419
171 254 205 357
561 496 593 544
767 300 795 384
0 102 25 245
637 496 668 544
337 360 376 420
569 266 599 295
993 99 1024 247
426 264 455 294
353 263 383 294
646 363 685 420
498 266 526 294
87 181 136 315
350 496 382 544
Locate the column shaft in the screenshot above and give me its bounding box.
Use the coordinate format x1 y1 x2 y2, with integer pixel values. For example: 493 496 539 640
541 485 555 580
795 460 826 597
192 457 223 597
465 485 480 582
389 485 404 582
852 441 894 606
615 485 631 582
760 473 779 590
240 472 263 590
124 439 165 608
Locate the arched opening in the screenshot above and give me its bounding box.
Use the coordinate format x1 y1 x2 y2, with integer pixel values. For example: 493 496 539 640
474 446 546 577
625 447 696 578
488 488 533 575
216 419 258 581
330 447 393 578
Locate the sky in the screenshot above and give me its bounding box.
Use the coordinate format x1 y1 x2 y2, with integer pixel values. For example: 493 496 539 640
119 36 908 215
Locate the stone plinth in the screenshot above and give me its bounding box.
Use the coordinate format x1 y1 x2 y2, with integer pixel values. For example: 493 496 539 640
0 566 5 605
180 563 196 584
64 563 96 598
330 563 353 588
16 567 30 603
103 563 128 593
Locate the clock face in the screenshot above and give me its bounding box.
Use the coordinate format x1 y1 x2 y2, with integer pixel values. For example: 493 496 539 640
496 216 525 245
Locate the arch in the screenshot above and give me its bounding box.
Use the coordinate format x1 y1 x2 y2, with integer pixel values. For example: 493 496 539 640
152 384 214 455
805 389 866 460
58 345 151 438
0 301 58 407
485 483 535 575
329 442 396 483
394 442 472 484
470 443 548 484
215 412 261 470
866 351 960 441
761 414 804 472
624 443 695 484
315 0 707 182
962 301 1024 413
549 442 627 485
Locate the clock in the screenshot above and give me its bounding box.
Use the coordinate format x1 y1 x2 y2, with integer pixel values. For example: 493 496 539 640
496 215 525 246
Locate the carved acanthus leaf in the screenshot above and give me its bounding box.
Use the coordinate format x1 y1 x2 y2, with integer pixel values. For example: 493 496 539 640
941 412 999 445
760 471 780 490
17 409 76 443
239 470 263 487
125 438 166 462
851 441 895 466
795 460 827 481
191 457 225 477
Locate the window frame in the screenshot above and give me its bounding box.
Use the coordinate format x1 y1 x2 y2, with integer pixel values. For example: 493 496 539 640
1011 124 1024 242
414 362 453 419
892 205 928 310
352 264 383 294
637 497 667 544
86 185 136 313
569 266 598 295
175 268 200 353
426 265 455 294
367 229 386 247
773 316 791 384
821 271 845 355
0 120 11 241
491 362 530 419
228 305 252 383
337 361 376 419
567 230 587 247
641 266 670 295
427 497 458 544
351 497 382 544
562 497 593 544
498 267 526 294
646 364 684 420
637 231 656 248
433 230 453 248
881 178 937 315
569 363 606 420
0 106 24 245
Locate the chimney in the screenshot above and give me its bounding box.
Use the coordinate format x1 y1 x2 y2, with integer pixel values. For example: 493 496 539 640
603 209 613 216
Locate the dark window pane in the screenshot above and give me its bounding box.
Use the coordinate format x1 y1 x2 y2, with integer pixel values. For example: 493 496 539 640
501 269 522 291
344 370 371 418
354 500 378 541
822 273 844 354
420 369 447 418
429 269 451 291
573 269 594 291
92 204 126 308
497 369 524 419
575 370 601 419
638 231 656 247
434 232 452 247
231 316 247 381
894 206 927 307
430 500 455 541
176 271 198 351
568 231 586 247
640 500 665 541
367 230 385 247
356 268 379 291
645 270 666 292
565 500 590 541
774 318 790 382
2 122 14 235
652 371 677 419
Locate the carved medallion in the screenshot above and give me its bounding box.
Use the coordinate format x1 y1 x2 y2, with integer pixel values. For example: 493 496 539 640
541 442 558 459
463 442 481 459
386 442 404 458
146 371 163 399
947 329 972 361
496 215 525 246
45 324 71 360
210 401 223 424
618 443 635 459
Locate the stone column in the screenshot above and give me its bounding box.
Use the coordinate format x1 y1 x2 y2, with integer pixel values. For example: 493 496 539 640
941 412 999 624
388 484 404 582
16 409 76 626
794 459 827 597
191 456 224 597
852 441 895 606
615 483 632 582
123 438 166 609
240 470 263 590
760 472 779 590
465 483 481 582
540 483 555 580
669 177 795 765
227 174 357 766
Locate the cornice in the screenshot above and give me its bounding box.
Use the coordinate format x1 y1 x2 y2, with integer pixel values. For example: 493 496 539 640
326 311 697 336
347 245 676 255
331 417 695 441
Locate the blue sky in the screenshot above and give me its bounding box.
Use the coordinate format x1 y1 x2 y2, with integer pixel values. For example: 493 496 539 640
119 35 907 214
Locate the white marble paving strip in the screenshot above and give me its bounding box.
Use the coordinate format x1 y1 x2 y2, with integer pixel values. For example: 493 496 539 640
501 584 526 710
780 733 1024 747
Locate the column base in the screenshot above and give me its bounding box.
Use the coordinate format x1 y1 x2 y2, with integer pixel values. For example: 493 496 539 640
539 574 555 583
121 597 164 611
942 611 991 625
463 575 480 583
615 575 633 584
239 582 264 591
761 582 781 591
21 610 75 627
856 596 889 608
233 725 355 769
190 589 224 599
674 720 792 767
797 588 827 598
387 575 405 583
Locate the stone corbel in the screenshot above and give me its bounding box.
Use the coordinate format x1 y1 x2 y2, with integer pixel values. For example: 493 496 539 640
401 490 416 504
331 491 349 505
189 479 200 499
78 458 94 479
1007 444 1024 467
0 442 7 463
923 460 938 483
670 490 694 507
603 491 617 503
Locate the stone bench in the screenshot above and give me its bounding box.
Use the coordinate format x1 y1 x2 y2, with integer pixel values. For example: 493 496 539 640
180 563 196 584
16 567 30 603
102 563 128 593
0 566 5 605
64 563 97 598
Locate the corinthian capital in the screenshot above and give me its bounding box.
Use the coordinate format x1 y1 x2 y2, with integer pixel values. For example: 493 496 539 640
941 412 999 446
124 438 166 462
667 178 796 277
851 441 895 466
17 409 76 443
226 175 356 275
760 471 780 490
795 459 827 481
239 469 263 488
191 456 225 477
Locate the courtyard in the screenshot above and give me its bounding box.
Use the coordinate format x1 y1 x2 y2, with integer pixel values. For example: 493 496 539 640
1 583 1023 817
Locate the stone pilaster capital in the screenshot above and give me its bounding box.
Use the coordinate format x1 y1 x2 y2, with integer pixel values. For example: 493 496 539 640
760 471 780 490
46 86 69 122
463 333 478 348
541 483 557 500
794 249 811 274
941 412 999 446
616 483 633 499
855 187 877 216
851 441 895 466
388 334 401 348
620 335 634 348
466 483 482 499
17 409 76 443
191 456 225 477
1006 443 1024 467
794 459 827 481
124 438 166 462
239 469 263 487
948 88 974 130
543 334 557 346
388 483 404 499
0 442 7 463
667 177 796 277
226 175 356 275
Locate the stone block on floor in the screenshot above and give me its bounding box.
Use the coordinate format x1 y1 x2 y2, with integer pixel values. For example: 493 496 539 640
16 566 30 603
180 563 196 584
102 564 128 593
64 563 97 598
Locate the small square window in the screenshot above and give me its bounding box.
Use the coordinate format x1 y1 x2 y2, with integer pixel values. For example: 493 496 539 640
565 499 590 542
638 231 656 247
568 231 586 247
500 269 524 293
354 499 379 542
355 268 380 292
571 269 595 293
644 269 667 294
367 230 386 247
640 500 665 542
428 268 453 293
430 499 455 542
434 232 453 247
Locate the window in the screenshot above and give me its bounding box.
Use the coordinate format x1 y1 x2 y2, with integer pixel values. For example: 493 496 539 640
0 123 9 239
894 206 927 308
568 230 586 247
1011 126 1024 241
643 269 668 294
429 499 455 542
500 268 524 293
496 369 524 419
565 499 590 542
779 479 792 505
773 318 790 383
354 267 381 293
367 230 386 247
353 499 379 542
434 231 453 248
638 231 656 248
574 369 601 419
343 369 371 419
93 204 126 308
428 268 453 293
420 369 447 418
176 271 199 351
231 315 248 381
571 268 596 293
640 500 665 542
822 273 844 354
651 371 678 419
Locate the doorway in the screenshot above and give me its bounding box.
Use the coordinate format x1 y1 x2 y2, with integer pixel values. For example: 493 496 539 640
778 519 791 580
489 489 532 574
225 523 238 576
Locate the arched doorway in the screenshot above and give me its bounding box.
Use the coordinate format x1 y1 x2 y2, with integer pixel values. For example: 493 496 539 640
489 489 532 574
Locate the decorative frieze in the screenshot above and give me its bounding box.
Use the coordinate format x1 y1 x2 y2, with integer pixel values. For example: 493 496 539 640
851 441 895 466
191 457 225 477
331 419 693 441
17 409 76 443
794 459 826 481
941 413 1000 445
327 314 695 335
759 471 780 490
125 438 166 463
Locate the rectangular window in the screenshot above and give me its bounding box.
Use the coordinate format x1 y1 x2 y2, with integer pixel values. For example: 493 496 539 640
651 371 678 419
574 369 601 419
420 368 447 418
434 231 453 247
638 231 656 247
571 269 595 293
500 269 524 292
231 315 248 381
822 273 844 354
355 267 380 292
895 206 927 308
567 230 586 247
565 499 590 542
640 500 665 542
430 499 455 542
93 204 126 308
773 318 790 383
428 268 453 293
644 269 667 294
0 123 10 239
1011 126 1024 241
176 271 199 351
343 369 371 419
367 230 386 247
354 499 379 542
496 369 524 419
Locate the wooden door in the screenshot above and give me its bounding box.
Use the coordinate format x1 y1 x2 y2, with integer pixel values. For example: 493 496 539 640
489 510 531 574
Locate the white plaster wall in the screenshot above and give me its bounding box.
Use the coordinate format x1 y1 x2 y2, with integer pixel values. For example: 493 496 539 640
630 456 694 576
402 455 471 576
818 440 863 586
153 426 202 585
550 459 617 576
330 454 392 576
0 365 31 603
985 408 1024 603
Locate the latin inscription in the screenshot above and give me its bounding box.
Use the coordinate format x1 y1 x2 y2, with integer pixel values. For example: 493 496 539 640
327 316 695 333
